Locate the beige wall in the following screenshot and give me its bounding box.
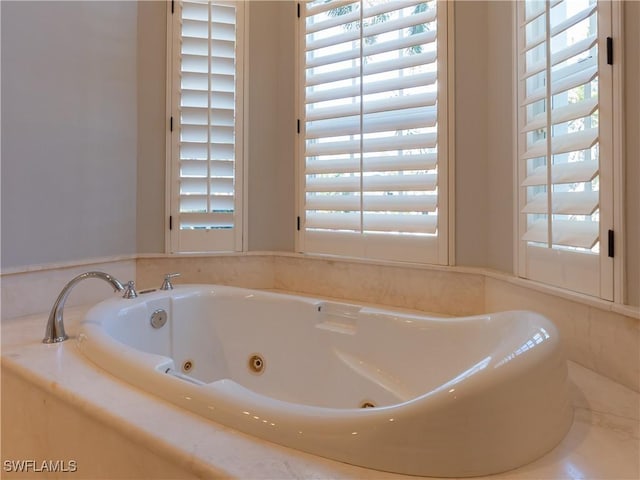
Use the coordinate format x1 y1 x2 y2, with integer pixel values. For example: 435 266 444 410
247 1 296 252
453 0 516 272
454 1 490 269
485 1 515 273
137 1 167 254
1 1 138 269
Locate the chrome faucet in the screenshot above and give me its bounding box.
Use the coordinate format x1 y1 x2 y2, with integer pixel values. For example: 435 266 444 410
43 271 129 344
160 273 181 291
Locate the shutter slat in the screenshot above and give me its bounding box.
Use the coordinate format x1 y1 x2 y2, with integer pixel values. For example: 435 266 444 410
305 1 433 39
522 64 596 107
306 106 436 138
307 42 434 72
306 173 437 193
306 0 424 21
306 153 437 174
306 212 437 234
550 3 596 38
552 128 598 155
307 91 436 121
305 0 357 18
551 35 597 67
523 98 598 132
306 132 437 157
180 177 234 195
306 212 360 231
523 34 596 79
180 159 234 178
181 194 234 213
521 128 598 160
306 50 436 90
551 64 597 95
522 219 598 249
305 4 360 35
182 55 235 75
362 10 437 40
363 213 437 234
180 212 234 229
306 72 436 104
306 194 437 212
182 1 209 21
522 191 599 215
179 141 234 159
521 160 598 186
523 0 562 23
305 26 359 53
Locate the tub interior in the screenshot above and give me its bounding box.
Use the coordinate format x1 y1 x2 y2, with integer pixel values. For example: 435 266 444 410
96 289 545 409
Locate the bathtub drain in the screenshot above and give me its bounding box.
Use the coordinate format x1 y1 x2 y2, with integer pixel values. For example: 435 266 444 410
248 354 265 374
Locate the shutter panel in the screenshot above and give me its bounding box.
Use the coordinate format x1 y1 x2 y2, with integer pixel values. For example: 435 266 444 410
517 0 613 298
300 0 446 264
171 1 244 252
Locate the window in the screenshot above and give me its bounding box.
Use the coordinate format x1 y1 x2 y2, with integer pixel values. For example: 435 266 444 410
516 0 618 299
168 0 245 252
298 0 448 264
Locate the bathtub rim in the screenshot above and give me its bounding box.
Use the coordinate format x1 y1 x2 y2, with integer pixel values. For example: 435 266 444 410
73 284 574 477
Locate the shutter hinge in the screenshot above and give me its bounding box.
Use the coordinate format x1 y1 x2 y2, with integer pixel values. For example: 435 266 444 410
297 216 301 231
608 229 614 258
297 119 300 134
607 37 613 65
171 0 175 14
169 215 173 231
297 3 300 18
170 116 173 132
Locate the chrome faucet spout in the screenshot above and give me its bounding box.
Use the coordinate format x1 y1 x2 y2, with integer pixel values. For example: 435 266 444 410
43 271 125 344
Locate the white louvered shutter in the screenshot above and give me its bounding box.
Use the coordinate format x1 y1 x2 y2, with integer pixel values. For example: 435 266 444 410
517 0 613 298
299 0 448 264
169 1 244 252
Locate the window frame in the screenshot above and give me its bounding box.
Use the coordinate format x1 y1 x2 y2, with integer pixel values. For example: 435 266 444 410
513 0 624 301
166 0 246 254
295 0 451 265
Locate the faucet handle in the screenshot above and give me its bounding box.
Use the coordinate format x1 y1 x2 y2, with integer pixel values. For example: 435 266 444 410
122 280 138 299
161 273 181 291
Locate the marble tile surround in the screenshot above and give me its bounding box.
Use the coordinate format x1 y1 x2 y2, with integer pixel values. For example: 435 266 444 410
273 255 485 316
1 252 638 393
0 258 136 320
2 368 201 479
485 277 640 393
136 253 275 291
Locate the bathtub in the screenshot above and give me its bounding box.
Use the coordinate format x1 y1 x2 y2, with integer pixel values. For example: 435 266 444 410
77 285 572 477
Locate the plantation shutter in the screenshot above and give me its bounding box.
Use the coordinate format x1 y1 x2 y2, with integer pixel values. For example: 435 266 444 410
517 0 613 298
299 0 447 264
170 1 244 252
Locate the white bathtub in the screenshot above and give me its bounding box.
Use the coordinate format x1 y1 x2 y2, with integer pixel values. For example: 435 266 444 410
77 285 572 477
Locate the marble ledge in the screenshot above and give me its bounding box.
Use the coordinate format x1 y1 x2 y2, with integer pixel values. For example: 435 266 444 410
1 307 639 480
